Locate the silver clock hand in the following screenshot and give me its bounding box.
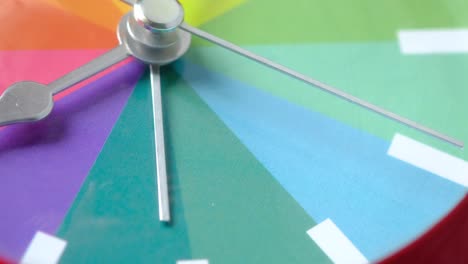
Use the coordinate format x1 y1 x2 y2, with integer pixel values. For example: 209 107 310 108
0 45 129 127
0 82 53 126
119 0 190 223
179 23 464 148
49 45 129 94
150 65 171 222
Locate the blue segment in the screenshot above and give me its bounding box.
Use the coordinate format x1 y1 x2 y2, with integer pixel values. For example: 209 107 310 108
174 60 466 261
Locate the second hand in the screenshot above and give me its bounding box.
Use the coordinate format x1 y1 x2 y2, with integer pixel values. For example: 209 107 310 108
120 0 464 148
178 23 464 148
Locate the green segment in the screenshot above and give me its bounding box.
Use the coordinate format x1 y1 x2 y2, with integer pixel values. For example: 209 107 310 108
194 0 468 45
58 67 331 263
57 69 192 263
185 43 468 159
161 67 331 264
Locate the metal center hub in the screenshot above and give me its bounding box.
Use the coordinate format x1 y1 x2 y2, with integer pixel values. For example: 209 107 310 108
134 0 184 32
118 0 191 65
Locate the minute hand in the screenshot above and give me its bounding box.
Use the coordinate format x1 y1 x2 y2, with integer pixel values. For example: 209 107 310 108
179 23 464 148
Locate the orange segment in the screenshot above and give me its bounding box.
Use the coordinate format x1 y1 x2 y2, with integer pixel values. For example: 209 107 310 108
43 0 62 8
0 0 117 50
41 0 125 32
42 0 247 31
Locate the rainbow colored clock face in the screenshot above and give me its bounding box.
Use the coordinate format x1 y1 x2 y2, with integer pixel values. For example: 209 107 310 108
1 1 468 263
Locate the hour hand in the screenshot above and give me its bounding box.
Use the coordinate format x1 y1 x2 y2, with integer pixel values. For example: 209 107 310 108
0 45 129 127
150 65 170 222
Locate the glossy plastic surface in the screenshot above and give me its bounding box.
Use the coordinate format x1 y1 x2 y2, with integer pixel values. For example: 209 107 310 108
0 1 467 263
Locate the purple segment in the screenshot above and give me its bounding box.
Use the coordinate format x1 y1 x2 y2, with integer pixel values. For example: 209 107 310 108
0 60 145 260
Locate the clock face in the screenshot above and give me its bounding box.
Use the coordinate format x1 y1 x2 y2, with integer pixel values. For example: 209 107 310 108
1 0 467 263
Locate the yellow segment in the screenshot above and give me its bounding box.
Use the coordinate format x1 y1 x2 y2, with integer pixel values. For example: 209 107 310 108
113 0 132 13
44 0 246 28
180 0 247 26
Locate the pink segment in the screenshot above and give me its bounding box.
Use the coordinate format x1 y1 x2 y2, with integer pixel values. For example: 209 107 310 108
0 49 127 98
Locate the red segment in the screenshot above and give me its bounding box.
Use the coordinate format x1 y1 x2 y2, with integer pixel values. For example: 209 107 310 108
0 257 13 264
380 194 468 264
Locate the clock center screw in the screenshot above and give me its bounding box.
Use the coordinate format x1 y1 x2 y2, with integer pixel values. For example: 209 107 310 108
134 0 184 32
117 0 191 65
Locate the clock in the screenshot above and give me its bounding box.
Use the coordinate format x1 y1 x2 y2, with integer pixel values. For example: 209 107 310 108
1 0 467 263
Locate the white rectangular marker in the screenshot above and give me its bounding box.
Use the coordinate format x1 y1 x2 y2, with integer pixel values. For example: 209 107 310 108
177 260 209 264
388 133 468 187
398 29 468 54
20 231 67 264
307 219 368 264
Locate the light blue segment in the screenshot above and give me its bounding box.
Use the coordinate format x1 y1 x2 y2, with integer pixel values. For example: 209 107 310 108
174 60 466 261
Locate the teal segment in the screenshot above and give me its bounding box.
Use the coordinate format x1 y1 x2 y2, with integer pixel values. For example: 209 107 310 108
156 67 331 264
58 67 332 263
175 60 467 261
57 69 192 263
